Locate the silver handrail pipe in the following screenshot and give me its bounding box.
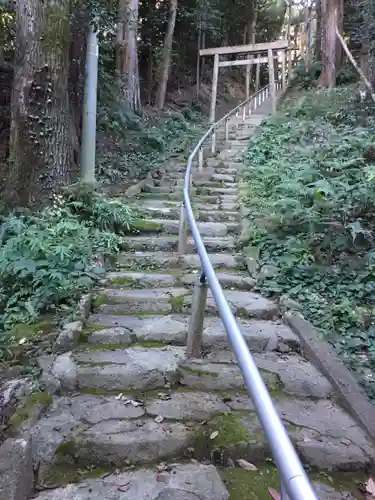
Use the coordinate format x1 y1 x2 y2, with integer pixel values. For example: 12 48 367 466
178 82 319 500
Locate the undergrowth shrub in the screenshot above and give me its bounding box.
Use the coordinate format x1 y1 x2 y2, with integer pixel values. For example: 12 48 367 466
97 92 205 184
0 187 137 359
241 85 375 397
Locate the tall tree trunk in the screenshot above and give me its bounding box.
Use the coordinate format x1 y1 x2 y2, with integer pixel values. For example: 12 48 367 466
318 0 337 88
247 9 257 84
156 0 178 110
315 0 322 61
6 0 73 207
116 0 141 112
335 0 344 71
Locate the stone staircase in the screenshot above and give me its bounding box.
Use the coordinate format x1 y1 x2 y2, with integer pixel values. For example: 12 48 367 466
31 102 375 499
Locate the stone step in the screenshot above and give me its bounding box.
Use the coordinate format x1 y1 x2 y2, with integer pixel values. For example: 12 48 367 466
117 252 245 271
175 178 235 188
104 269 254 291
31 384 374 482
86 314 299 353
94 288 278 320
34 462 229 499
212 173 236 183
212 167 239 175
120 235 236 252
133 219 236 237
196 186 237 196
31 387 375 477
181 252 245 271
138 204 239 223
72 350 318 399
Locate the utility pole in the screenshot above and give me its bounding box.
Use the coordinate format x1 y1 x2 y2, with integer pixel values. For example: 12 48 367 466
80 24 99 185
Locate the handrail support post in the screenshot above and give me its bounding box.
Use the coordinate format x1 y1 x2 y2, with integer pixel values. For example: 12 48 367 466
178 204 188 254
211 131 216 154
198 148 204 171
186 272 208 358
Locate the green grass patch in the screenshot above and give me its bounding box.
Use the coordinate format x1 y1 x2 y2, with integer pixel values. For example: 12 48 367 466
240 84 375 398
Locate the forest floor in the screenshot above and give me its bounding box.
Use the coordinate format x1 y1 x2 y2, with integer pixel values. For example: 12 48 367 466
7 93 373 500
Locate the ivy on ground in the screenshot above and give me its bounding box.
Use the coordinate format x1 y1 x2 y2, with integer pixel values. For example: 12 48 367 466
241 85 375 399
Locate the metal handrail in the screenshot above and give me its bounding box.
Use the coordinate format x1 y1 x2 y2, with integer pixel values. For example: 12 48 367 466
178 82 318 500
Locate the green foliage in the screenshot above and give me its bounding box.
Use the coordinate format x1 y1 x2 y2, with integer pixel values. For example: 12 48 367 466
0 188 137 359
241 85 375 398
97 105 205 183
290 59 322 89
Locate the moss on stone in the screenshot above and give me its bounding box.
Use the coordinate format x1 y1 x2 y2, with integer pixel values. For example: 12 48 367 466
169 294 186 313
106 277 135 287
209 413 250 447
220 466 365 500
42 463 111 488
179 366 219 378
10 319 56 342
132 219 162 233
55 440 78 457
133 340 166 348
220 465 279 500
77 343 129 352
79 324 114 343
91 294 107 309
8 391 53 431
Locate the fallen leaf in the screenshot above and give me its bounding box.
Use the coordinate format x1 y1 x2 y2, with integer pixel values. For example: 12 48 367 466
210 430 219 440
268 487 280 500
156 473 168 483
117 482 130 492
340 438 351 446
236 459 257 471
365 478 375 498
131 400 144 407
155 415 164 424
115 393 123 400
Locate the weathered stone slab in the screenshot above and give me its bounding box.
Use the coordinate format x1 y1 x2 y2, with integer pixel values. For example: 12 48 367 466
0 437 33 500
86 314 299 352
95 288 190 314
178 360 280 392
146 391 230 421
209 352 332 399
118 252 180 270
34 463 229 499
74 419 193 466
226 397 375 470
105 271 177 288
181 271 254 290
206 289 279 320
75 346 185 391
121 236 180 252
181 253 245 271
88 326 133 345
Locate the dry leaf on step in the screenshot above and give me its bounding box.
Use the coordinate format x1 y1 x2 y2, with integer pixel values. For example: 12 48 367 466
236 459 257 471
365 478 375 498
155 415 164 424
268 487 280 500
117 483 130 492
209 430 219 440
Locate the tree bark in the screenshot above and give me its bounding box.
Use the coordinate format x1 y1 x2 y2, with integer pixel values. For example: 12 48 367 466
335 0 344 71
318 0 337 88
315 0 322 61
156 0 178 110
116 0 141 112
6 0 74 207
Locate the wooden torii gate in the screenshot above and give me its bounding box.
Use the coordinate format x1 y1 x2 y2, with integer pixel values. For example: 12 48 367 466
199 40 289 121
